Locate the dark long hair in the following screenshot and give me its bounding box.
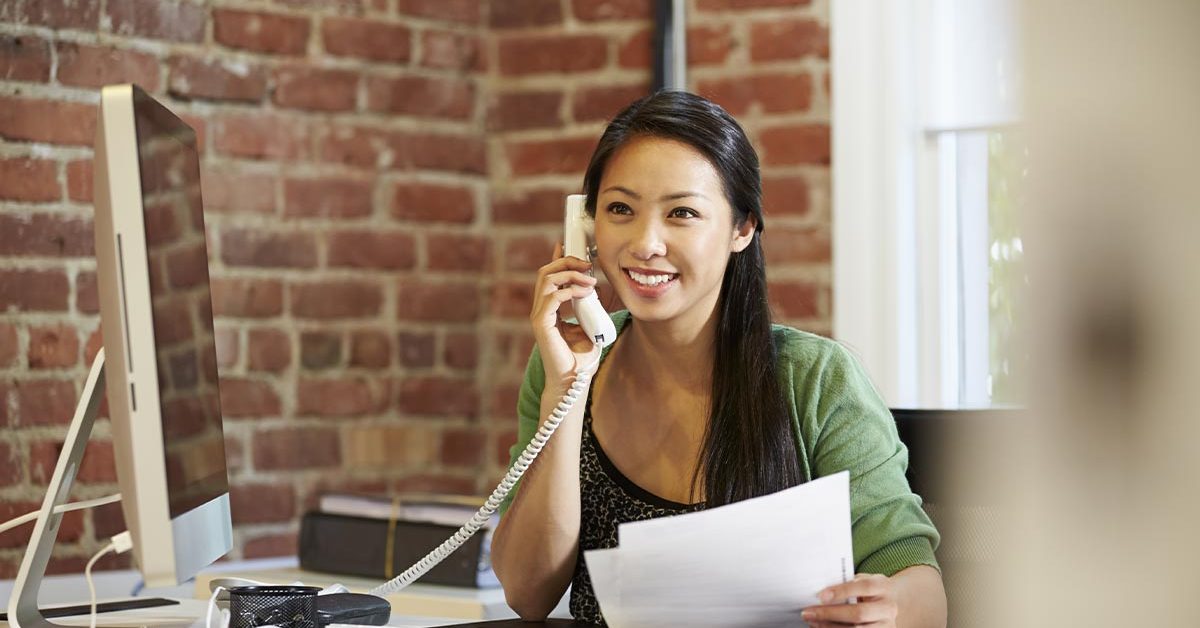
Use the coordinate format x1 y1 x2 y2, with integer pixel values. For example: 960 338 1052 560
582 90 802 507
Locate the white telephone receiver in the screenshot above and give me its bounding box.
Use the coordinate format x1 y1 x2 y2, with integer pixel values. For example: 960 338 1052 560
563 194 616 348
367 197 610 598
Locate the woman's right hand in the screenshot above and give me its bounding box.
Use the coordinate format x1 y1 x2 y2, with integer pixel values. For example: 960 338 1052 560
530 243 602 388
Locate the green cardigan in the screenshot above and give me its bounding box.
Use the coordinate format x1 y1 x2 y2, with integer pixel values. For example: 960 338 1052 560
500 310 940 577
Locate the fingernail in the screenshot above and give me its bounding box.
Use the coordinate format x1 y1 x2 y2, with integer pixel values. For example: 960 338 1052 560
818 590 833 604
801 610 815 621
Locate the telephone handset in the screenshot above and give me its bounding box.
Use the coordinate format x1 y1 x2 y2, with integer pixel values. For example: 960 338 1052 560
367 197 607 598
563 194 617 348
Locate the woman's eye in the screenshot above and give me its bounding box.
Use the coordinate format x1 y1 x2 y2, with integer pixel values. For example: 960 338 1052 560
669 207 699 219
606 202 633 215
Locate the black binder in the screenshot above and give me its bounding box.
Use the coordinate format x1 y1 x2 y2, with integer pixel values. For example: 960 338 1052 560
298 511 499 588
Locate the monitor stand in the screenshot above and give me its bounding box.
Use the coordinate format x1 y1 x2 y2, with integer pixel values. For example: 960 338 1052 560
6 349 113 628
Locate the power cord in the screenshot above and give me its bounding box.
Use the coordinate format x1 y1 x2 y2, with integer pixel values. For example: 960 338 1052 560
85 531 132 628
370 349 602 597
0 494 122 536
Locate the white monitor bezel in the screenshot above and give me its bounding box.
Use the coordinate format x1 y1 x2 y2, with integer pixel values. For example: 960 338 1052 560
92 84 232 587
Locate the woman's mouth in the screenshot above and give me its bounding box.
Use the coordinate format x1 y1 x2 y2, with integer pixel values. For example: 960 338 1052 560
623 268 679 298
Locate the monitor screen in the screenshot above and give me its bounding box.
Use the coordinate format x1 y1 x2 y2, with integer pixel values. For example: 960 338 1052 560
132 89 228 519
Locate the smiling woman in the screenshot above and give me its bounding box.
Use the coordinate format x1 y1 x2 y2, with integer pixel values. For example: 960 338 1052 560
489 91 946 628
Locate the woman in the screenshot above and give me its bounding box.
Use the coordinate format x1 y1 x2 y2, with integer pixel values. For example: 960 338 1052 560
490 91 946 627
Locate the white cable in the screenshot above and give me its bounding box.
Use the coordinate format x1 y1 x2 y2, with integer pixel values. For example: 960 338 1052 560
205 585 229 628
0 494 122 535
86 542 117 628
369 350 603 597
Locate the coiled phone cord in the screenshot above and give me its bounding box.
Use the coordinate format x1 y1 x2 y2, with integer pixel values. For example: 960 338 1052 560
369 350 602 598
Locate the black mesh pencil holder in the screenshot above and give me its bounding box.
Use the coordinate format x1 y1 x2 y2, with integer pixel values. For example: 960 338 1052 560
228 586 320 628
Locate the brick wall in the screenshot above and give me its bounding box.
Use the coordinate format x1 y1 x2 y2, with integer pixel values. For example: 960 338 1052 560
0 0 829 576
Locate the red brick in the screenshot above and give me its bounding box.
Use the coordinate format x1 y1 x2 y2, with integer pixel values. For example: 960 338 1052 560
487 90 562 132
342 425 437 467
247 329 291 373
426 233 490 272
770 281 821 319
749 18 828 61
55 42 160 90
495 428 518 465
322 17 411 63
219 377 281 418
0 382 9 428
0 34 52 82
106 0 206 42
78 439 117 483
397 0 480 24
0 441 20 487
179 112 208 152
492 188 567 225
396 281 480 322
230 483 295 524
616 28 651 70
443 332 479 370
392 182 475 223
16 379 76 426
763 225 831 265
27 325 79 369
221 229 318 269
283 176 372 219
291 281 383 319
397 376 478 418
0 323 18 368
214 113 308 160
214 9 311 55
297 377 390 417
687 24 735 66
167 55 268 103
0 214 92 259
0 97 95 146
253 428 340 470
301 332 341 369
83 327 102 364
66 160 92 202
498 34 608 76
697 0 812 10
0 158 59 202
328 231 417 270
349 330 390 368
215 326 239 367
397 332 435 367
490 0 562 28
244 532 299 558
0 502 85 549
440 428 485 466
45 550 129 575
4 0 100 30
319 127 485 174
697 73 813 116
490 281 533 318
762 174 810 218
759 124 831 166
420 29 481 71
503 234 556 271
572 83 648 122
210 278 284 318
273 66 358 112
393 474 476 495
366 75 474 120
505 137 597 176
0 269 69 311
572 0 651 21
201 167 276 215
488 382 521 423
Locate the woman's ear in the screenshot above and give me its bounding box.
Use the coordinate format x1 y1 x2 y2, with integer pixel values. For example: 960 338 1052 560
730 214 757 253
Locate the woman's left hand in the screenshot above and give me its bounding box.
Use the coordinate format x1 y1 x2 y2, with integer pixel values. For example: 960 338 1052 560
801 573 898 627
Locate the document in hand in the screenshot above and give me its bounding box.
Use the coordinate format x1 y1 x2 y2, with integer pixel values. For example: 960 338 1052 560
583 470 853 627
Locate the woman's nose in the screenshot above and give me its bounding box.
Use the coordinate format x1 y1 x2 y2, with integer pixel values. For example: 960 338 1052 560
628 221 667 259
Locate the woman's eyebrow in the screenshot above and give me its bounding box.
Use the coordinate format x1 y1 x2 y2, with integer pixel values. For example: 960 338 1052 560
601 186 708 202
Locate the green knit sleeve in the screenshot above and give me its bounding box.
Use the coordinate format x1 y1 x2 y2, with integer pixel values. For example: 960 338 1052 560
788 335 941 576
497 345 547 518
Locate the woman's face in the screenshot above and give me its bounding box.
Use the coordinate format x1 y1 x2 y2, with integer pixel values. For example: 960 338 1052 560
593 135 755 326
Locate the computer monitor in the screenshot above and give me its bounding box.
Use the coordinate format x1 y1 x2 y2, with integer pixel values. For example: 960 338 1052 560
7 84 232 628
93 83 233 586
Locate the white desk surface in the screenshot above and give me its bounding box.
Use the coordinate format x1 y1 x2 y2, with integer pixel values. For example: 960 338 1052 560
0 557 535 628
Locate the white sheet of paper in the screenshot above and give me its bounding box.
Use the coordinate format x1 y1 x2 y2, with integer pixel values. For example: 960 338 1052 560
584 471 853 628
